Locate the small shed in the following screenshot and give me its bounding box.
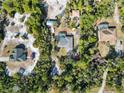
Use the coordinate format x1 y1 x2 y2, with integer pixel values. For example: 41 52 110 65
46 19 58 27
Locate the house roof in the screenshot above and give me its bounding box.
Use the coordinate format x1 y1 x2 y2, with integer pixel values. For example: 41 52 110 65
57 33 68 46
96 19 117 45
98 29 116 45
10 44 27 61
57 32 74 52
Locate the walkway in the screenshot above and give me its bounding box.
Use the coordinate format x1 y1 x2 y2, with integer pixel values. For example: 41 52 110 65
98 68 108 93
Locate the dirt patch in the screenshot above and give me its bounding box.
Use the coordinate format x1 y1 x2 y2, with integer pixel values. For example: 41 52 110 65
0 40 18 56
98 42 109 57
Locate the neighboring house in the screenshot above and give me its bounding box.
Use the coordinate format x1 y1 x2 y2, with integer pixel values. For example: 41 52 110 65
95 19 117 57
96 19 124 57
0 13 39 76
97 21 117 45
0 42 36 76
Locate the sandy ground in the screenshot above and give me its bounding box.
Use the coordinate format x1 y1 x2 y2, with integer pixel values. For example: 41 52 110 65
0 13 40 76
44 0 67 19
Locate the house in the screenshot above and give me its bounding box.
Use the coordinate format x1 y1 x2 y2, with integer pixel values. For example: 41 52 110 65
10 44 27 61
97 21 117 45
96 19 124 57
95 19 117 57
53 27 80 57
0 42 36 76
56 32 74 52
0 12 39 76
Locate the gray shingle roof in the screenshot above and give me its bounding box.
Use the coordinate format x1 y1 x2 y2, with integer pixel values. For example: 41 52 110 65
10 44 27 61
57 33 74 52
